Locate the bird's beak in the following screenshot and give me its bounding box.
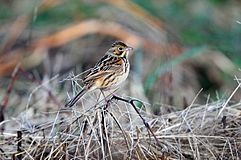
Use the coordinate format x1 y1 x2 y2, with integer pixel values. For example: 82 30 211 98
126 46 133 51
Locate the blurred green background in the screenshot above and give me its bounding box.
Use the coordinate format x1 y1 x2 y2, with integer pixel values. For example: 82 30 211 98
0 0 241 112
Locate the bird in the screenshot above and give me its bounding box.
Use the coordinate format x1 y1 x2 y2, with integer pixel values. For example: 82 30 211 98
65 41 133 107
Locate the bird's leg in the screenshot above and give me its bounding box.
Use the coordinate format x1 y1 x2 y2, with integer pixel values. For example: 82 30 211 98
103 89 119 110
100 90 111 107
103 93 118 110
100 90 107 102
96 91 102 103
100 90 111 111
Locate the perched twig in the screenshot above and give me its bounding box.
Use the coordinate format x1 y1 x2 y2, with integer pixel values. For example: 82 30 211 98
107 95 161 146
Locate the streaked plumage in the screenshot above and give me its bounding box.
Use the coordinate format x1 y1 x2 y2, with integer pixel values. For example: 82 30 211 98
65 41 133 107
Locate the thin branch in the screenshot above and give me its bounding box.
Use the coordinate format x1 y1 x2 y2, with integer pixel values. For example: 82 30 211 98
107 95 161 147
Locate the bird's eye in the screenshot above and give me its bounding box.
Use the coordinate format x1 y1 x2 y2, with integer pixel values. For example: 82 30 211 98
118 47 124 52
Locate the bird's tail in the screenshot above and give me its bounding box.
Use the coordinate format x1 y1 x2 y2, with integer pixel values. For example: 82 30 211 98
65 88 88 107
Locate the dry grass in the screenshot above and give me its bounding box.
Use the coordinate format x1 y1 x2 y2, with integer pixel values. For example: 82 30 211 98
0 1 240 159
1 77 241 160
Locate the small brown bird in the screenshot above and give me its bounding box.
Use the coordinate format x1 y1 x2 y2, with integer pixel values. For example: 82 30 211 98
65 41 133 107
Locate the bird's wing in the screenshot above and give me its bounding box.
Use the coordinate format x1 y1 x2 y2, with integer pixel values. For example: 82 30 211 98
83 70 112 82
83 55 122 83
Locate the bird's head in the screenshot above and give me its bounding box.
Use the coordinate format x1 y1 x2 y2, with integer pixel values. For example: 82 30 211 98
107 41 133 57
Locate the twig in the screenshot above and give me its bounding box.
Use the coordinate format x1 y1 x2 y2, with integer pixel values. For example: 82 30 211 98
14 130 23 160
0 63 21 132
107 95 161 147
